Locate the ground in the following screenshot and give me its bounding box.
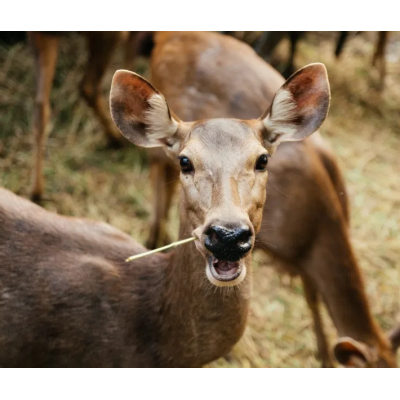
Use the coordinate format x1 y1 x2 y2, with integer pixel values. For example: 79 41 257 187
0 31 399 367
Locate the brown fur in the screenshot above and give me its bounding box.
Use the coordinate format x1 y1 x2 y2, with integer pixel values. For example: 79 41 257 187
146 31 396 367
0 187 250 367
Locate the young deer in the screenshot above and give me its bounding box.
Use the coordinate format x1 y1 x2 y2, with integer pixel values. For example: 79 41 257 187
142 31 396 367
0 64 328 367
28 31 134 203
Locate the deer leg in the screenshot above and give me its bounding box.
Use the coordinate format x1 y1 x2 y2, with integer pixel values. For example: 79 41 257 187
335 31 349 59
372 31 388 91
81 32 125 147
283 32 304 78
123 32 140 71
254 32 286 61
301 274 333 367
29 32 59 202
146 161 167 250
157 163 179 248
164 162 179 222
146 158 179 250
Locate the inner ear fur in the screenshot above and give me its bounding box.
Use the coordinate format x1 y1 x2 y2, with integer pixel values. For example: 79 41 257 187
260 63 331 149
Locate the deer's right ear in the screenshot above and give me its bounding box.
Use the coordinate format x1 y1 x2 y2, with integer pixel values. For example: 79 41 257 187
110 70 181 150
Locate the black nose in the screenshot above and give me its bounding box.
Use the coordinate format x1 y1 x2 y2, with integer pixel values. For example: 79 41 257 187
204 224 253 261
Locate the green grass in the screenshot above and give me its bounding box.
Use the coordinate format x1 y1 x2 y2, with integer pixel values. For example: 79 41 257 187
0 32 399 367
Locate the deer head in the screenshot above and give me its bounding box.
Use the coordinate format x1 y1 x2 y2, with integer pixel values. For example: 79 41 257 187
334 336 397 367
109 63 330 287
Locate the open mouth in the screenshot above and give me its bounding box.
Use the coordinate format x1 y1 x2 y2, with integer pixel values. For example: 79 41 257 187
207 255 244 284
209 256 241 281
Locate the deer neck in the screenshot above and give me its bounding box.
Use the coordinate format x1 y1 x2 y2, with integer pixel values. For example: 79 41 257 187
158 208 252 366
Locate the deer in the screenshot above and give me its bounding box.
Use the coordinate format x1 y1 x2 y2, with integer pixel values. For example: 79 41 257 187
138 31 397 367
251 31 389 88
28 31 137 203
0 61 330 366
335 31 389 91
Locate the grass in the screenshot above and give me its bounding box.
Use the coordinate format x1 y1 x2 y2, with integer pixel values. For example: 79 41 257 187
0 32 399 367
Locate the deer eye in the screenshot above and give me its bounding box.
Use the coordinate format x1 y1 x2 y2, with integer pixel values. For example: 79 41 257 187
179 156 194 173
255 154 269 171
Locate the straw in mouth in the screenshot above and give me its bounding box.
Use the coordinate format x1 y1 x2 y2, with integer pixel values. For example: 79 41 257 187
125 237 197 262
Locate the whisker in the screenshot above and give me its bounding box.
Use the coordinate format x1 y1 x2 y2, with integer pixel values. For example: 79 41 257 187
268 181 291 198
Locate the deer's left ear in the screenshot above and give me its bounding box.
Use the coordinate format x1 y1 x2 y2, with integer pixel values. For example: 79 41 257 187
109 70 182 153
260 63 330 153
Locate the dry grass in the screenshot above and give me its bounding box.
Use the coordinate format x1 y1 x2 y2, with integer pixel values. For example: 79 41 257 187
0 32 399 367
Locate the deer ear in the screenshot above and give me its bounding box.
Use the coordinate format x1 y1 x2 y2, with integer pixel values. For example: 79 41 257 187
334 337 373 367
110 70 181 150
260 63 330 152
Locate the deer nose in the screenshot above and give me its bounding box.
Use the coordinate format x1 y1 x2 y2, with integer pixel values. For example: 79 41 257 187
204 224 253 261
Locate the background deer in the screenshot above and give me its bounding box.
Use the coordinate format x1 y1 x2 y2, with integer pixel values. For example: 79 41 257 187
28 31 136 203
140 31 396 367
0 63 328 367
335 32 388 91
249 31 389 89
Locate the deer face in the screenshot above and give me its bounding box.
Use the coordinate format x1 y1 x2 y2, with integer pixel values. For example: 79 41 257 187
176 118 268 286
110 64 330 287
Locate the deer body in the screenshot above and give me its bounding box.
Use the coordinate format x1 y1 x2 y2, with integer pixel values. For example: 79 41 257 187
0 55 331 366
0 188 248 367
145 31 396 367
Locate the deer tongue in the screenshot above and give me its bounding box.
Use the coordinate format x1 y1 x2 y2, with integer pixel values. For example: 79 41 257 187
213 259 239 275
